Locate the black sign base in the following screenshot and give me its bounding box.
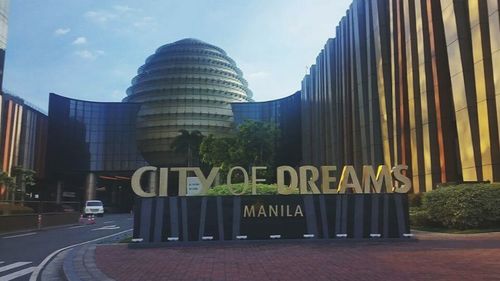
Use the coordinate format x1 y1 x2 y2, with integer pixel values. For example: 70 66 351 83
133 194 410 242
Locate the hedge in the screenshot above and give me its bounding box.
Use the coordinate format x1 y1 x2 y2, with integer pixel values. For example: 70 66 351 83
410 183 500 229
207 183 298 196
0 203 34 215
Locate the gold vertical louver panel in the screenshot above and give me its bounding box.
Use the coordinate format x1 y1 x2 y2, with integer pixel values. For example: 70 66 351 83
2 100 13 175
7 104 19 175
403 0 419 193
371 0 392 169
415 0 434 191
487 0 500 182
300 0 498 191
468 0 494 182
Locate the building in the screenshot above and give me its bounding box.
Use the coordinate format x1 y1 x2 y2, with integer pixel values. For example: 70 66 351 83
124 38 253 166
231 91 302 168
3 0 499 205
300 0 500 192
46 93 147 210
0 1 49 202
0 93 47 201
0 0 8 91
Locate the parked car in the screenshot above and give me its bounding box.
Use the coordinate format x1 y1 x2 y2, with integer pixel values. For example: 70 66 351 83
84 200 104 217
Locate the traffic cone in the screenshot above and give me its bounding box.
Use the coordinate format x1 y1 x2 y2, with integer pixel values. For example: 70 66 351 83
87 214 96 224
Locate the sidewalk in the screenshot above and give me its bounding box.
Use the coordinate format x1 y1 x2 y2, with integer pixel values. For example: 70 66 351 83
61 231 500 281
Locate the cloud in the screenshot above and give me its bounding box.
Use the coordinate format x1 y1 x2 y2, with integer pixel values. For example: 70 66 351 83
113 5 135 13
54 28 70 36
75 49 104 60
248 71 271 79
72 36 87 45
111 90 123 99
84 10 118 23
133 16 156 28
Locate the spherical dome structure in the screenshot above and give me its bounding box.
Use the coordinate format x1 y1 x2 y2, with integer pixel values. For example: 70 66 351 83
124 38 252 166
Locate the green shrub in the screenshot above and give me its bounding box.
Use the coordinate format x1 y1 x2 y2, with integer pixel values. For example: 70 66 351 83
421 183 500 229
0 203 34 215
207 183 298 196
409 207 437 227
408 193 423 207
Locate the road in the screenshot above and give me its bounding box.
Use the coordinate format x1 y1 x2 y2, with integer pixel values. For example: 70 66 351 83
0 213 133 281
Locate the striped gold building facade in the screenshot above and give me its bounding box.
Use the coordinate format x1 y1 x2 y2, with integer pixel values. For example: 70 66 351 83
301 0 500 192
0 94 48 200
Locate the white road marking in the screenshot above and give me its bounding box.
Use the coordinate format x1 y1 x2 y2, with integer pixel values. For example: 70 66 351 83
68 225 86 229
0 262 3 265
0 262 32 273
2 232 37 239
92 225 120 231
29 228 133 281
0 266 36 281
103 221 115 224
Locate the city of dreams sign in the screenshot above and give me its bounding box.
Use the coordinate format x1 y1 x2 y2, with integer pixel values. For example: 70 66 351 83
131 165 411 243
131 164 412 197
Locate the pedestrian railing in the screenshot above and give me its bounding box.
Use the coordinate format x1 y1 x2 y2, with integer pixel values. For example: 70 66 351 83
0 200 81 233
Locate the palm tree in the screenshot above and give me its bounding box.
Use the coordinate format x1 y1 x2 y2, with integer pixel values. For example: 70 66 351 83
171 130 205 166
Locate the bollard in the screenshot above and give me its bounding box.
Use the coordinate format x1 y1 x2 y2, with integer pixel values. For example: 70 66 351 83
37 214 42 229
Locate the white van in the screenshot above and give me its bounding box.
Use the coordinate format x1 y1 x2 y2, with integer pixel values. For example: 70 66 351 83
84 200 104 217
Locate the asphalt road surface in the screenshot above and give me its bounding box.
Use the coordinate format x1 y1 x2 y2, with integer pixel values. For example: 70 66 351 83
0 213 133 281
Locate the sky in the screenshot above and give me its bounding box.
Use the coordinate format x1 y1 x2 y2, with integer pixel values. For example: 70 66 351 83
3 0 351 111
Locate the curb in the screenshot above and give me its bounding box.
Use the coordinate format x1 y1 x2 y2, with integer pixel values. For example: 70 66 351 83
62 245 115 281
34 229 132 281
128 236 418 249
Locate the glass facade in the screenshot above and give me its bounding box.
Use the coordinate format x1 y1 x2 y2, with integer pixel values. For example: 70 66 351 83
231 92 302 167
0 0 7 90
47 93 146 175
46 93 147 209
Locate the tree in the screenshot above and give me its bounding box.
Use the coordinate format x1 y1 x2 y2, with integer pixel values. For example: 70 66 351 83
199 135 236 172
235 120 279 168
199 121 279 182
11 166 36 203
0 171 15 201
170 130 205 167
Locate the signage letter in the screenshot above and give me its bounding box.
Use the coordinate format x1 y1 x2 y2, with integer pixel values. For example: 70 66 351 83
193 167 220 195
226 166 249 195
252 166 267 195
171 168 190 196
321 166 338 194
158 168 169 196
362 165 392 193
276 166 298 195
337 166 362 193
392 165 412 193
131 166 157 197
299 166 321 194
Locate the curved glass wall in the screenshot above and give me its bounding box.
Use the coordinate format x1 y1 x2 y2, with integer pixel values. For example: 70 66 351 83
47 93 146 175
231 91 302 167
